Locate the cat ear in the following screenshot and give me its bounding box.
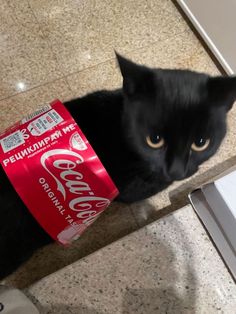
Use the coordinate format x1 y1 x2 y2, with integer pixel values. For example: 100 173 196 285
208 76 236 110
115 52 155 97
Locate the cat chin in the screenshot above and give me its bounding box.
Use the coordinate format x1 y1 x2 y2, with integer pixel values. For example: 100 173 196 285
180 168 198 181
164 167 198 182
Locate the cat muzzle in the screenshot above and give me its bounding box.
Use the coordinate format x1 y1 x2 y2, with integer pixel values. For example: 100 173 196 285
167 158 188 181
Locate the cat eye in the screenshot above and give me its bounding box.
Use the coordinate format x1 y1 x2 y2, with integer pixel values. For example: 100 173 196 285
191 138 210 152
146 135 165 149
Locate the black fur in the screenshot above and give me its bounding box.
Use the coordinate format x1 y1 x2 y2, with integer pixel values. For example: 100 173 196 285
1 54 236 279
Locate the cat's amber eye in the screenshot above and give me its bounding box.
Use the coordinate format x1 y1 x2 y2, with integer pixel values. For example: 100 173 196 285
146 135 165 149
191 138 210 152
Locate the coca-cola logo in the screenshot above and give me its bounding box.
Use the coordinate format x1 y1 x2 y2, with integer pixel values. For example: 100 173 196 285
40 149 110 225
41 149 84 200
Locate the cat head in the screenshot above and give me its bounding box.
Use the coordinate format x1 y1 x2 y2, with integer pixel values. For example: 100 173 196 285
116 53 236 181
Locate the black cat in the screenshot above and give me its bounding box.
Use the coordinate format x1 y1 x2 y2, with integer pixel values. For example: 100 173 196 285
0 54 235 279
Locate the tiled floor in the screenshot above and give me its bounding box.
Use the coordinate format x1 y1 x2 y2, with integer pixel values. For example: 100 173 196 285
1 0 236 287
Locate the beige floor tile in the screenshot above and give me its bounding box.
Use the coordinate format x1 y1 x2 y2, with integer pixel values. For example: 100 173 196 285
0 0 63 100
67 30 219 98
28 0 190 75
4 203 138 288
66 59 121 97
123 31 220 75
0 0 35 28
0 79 73 132
28 206 236 314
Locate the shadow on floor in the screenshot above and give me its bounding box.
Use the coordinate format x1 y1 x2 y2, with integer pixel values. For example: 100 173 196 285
29 217 198 314
122 217 198 314
4 155 236 289
4 202 143 288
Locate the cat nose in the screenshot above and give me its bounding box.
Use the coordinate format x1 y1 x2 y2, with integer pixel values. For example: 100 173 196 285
167 158 187 181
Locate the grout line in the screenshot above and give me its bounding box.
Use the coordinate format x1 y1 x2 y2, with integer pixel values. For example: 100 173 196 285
0 1 69 103
63 76 76 98
3 0 194 101
0 77 68 102
63 57 118 80
63 31 190 79
0 29 190 103
2 0 206 103
0 8 200 104
0 58 118 103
